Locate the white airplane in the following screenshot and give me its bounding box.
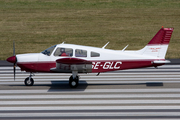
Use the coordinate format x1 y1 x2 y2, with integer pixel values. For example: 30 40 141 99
7 27 174 88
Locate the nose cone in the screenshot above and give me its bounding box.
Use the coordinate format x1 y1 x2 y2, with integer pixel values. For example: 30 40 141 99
7 56 17 63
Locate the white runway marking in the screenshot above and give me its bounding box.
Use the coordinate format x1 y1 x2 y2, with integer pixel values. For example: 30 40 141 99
1 106 180 111
0 88 180 94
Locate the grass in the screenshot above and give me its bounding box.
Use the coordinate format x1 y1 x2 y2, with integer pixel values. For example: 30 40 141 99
0 0 180 60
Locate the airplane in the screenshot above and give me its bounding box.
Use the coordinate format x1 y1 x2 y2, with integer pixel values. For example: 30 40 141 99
7 27 174 88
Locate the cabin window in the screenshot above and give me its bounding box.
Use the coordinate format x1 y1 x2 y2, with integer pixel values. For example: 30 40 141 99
75 49 87 57
54 47 73 57
91 51 100 57
41 45 56 56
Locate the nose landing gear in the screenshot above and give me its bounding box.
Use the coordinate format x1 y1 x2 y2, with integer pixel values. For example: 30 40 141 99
24 73 34 86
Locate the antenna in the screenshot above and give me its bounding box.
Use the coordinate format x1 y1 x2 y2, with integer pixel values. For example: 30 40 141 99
122 45 129 51
102 42 109 49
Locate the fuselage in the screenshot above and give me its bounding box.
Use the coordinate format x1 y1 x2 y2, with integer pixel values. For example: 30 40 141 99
15 43 163 73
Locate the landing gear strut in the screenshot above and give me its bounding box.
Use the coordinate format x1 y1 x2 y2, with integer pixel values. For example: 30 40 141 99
69 71 79 88
24 73 34 86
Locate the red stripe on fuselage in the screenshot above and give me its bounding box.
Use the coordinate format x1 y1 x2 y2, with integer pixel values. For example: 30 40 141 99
17 62 56 72
91 59 164 72
17 59 164 73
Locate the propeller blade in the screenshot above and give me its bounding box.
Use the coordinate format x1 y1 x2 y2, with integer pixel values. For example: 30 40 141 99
13 63 16 81
13 40 15 56
13 41 16 81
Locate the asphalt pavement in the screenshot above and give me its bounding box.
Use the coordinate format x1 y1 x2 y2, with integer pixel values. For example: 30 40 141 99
0 65 180 119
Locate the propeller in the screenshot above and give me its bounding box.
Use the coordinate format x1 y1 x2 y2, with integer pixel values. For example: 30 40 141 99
6 41 17 81
13 41 16 81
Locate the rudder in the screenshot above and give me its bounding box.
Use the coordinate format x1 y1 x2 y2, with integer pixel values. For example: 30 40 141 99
148 27 174 45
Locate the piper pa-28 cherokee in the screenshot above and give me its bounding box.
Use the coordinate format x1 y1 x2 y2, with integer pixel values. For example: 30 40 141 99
7 27 174 88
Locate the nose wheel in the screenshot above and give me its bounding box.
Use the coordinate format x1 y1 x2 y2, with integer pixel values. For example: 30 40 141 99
24 73 34 86
69 75 79 88
24 77 34 86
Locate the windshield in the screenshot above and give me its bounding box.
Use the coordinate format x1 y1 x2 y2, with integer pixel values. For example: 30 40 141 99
41 45 56 56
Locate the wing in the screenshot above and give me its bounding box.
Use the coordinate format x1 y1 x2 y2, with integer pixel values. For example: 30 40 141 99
56 58 92 64
50 58 92 73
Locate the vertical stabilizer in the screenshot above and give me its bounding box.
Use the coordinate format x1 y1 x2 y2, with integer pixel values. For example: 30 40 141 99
138 27 174 58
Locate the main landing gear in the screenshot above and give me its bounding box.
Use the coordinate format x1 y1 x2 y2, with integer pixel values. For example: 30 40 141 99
69 75 79 88
24 73 34 86
69 71 79 88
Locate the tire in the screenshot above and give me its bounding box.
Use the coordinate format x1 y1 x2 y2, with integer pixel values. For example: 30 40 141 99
69 76 79 88
24 77 34 86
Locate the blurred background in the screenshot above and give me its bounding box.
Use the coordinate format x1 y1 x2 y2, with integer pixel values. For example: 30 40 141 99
0 0 180 60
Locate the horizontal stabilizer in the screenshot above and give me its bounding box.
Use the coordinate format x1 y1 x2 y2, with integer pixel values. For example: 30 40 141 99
153 60 170 64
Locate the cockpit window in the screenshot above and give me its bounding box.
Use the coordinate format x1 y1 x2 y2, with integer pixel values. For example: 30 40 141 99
91 51 100 57
41 45 56 56
75 49 87 57
54 47 73 57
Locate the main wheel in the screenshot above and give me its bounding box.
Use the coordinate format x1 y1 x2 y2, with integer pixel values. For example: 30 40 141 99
24 77 34 86
69 76 79 88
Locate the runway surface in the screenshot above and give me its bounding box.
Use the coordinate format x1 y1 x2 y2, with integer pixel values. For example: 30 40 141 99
0 65 180 119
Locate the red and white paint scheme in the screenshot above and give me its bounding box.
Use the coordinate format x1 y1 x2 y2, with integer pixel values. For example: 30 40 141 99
7 27 174 88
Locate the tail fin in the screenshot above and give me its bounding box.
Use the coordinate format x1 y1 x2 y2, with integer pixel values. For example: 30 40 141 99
138 27 174 58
